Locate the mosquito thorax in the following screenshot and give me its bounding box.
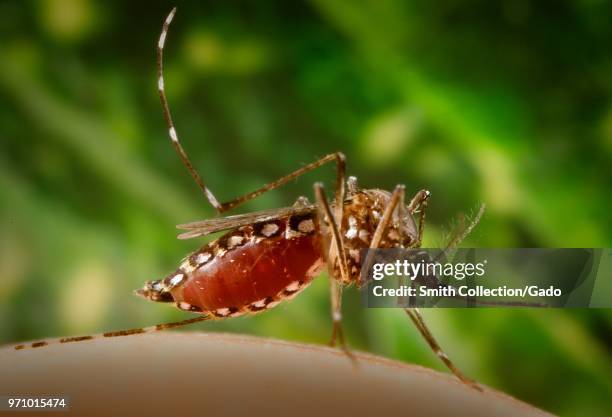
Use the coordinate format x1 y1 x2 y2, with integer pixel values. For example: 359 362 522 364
338 189 419 283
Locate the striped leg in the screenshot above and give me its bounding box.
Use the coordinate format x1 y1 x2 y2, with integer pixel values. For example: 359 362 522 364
14 315 211 350
402 195 481 389
370 185 406 250
360 185 406 285
364 187 480 389
404 308 481 390
158 9 346 214
407 189 430 247
313 182 353 360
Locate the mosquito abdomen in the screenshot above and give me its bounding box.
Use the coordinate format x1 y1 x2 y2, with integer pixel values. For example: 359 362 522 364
138 214 325 317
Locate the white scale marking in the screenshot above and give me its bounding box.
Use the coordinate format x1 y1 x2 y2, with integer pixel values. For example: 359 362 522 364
298 219 314 233
178 302 192 311
195 252 212 266
169 127 178 142
346 216 358 239
180 260 195 274
215 308 230 316
166 9 176 25
252 298 268 308
227 235 244 247
158 31 167 49
169 273 185 287
261 223 279 237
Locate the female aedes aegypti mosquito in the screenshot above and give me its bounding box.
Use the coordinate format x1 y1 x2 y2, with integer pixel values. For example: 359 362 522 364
14 7 483 390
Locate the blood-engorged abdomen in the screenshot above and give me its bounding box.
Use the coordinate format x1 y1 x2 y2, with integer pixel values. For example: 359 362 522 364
138 213 324 318
176 231 323 316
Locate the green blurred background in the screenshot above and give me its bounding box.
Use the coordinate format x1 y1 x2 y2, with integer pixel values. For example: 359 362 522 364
1 1 611 415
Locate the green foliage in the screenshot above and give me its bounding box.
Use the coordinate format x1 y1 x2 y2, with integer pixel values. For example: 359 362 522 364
1 1 611 415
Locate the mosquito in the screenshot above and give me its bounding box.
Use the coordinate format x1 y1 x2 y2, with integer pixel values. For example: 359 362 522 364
14 7 485 390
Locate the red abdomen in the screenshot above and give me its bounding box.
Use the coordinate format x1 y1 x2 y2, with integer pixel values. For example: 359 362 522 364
156 213 324 317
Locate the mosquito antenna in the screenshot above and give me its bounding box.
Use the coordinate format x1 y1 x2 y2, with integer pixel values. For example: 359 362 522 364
13 315 212 350
434 203 486 263
157 7 222 212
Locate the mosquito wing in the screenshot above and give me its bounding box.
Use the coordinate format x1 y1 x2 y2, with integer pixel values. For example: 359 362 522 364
176 205 317 239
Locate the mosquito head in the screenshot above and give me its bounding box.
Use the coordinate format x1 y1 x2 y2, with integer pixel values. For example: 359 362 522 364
349 188 420 247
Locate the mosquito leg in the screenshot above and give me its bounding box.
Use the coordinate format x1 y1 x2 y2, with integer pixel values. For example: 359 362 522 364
313 182 349 285
330 153 348 286
404 308 481 390
329 279 349 350
219 153 346 213
13 314 211 350
327 164 351 355
159 9 347 214
313 183 354 361
407 189 430 247
371 185 405 250
157 8 222 212
360 185 405 286
314 154 349 285
404 193 479 388
358 187 478 387
407 189 430 213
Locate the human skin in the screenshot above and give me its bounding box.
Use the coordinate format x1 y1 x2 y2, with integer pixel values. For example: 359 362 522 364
0 332 555 417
